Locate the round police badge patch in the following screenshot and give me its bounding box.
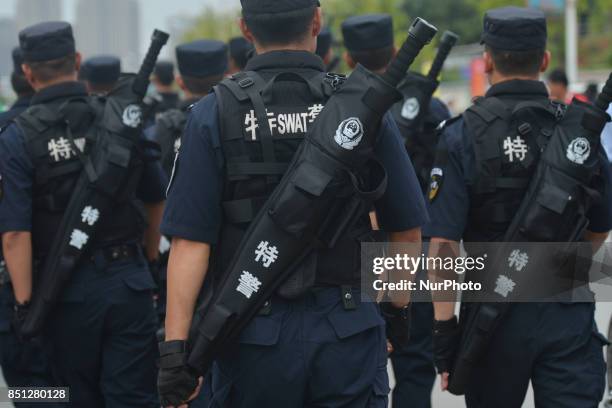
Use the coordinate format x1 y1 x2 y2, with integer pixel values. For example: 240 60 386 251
401 97 420 121
428 167 444 202
566 137 591 165
122 104 143 128
334 117 364 150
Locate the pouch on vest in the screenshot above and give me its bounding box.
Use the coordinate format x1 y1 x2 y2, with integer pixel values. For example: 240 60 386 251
509 99 605 243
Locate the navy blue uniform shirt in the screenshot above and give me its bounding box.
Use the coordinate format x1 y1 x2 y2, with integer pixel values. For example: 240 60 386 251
0 82 167 234
424 80 612 241
0 96 32 129
162 52 429 244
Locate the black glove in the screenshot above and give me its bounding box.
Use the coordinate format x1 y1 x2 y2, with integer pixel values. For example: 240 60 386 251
11 300 30 342
380 302 411 351
157 340 199 407
432 316 460 374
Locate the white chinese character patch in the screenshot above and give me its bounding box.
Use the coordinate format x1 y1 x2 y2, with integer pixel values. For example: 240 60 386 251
254 241 279 268
507 249 529 272
244 110 273 141
48 137 76 162
81 206 100 226
307 104 324 123
73 137 86 152
503 136 528 163
494 274 516 298
236 271 262 299
69 229 89 250
245 109 316 139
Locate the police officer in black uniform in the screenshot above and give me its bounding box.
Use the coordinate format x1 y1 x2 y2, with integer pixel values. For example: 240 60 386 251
0 47 35 128
341 14 443 408
427 7 612 407
316 27 337 71
147 60 181 119
227 37 254 77
146 39 228 330
0 21 166 407
82 55 121 95
0 46 61 408
151 39 228 177
341 14 395 75
157 1 428 406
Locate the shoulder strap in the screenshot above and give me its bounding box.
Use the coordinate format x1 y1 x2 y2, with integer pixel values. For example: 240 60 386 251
225 71 277 184
158 108 186 131
467 96 511 124
17 104 60 137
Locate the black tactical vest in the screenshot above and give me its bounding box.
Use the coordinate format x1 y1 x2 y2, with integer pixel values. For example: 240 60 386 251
393 103 445 194
461 96 561 242
214 70 372 287
16 96 147 260
391 73 442 192
156 108 188 176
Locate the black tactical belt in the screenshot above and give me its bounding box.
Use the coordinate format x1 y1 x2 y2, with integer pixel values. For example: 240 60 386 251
88 244 140 264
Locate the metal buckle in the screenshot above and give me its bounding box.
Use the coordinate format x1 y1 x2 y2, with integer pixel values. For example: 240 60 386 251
258 300 272 316
518 123 532 136
238 78 255 89
325 73 346 91
341 285 357 310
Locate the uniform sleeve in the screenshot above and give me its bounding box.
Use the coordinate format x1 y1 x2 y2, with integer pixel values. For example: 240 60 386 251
160 95 223 244
586 150 612 233
422 119 470 241
0 125 34 233
137 161 168 204
373 114 429 232
430 98 452 123
136 128 168 204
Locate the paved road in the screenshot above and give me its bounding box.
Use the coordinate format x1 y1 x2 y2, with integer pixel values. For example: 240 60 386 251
387 301 612 408
0 295 610 407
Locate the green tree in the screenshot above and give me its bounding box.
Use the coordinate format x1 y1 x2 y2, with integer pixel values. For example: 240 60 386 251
181 7 242 43
179 0 612 71
401 0 481 44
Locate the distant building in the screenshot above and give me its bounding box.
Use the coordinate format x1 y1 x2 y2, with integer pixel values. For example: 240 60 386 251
15 0 62 30
0 18 18 78
74 0 141 72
